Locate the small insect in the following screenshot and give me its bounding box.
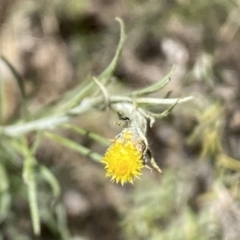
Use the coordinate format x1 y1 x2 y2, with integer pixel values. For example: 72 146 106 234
102 114 162 185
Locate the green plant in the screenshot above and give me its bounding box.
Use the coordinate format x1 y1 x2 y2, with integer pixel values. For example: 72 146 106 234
0 18 193 238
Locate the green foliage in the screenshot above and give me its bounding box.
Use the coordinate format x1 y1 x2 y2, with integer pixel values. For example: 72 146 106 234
45 132 102 162
131 66 175 97
0 0 240 239
0 18 192 238
122 169 223 240
0 18 126 238
187 103 224 159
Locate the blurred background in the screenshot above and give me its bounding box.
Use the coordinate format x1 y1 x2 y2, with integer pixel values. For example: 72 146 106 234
1 0 240 239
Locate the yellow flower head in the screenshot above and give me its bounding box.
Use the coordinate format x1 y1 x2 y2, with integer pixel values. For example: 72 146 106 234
102 129 144 185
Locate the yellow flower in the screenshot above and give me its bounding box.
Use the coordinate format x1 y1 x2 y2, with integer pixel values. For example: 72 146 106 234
102 130 144 185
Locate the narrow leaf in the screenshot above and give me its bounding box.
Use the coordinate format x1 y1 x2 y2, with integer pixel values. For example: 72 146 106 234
98 18 126 83
63 18 125 109
56 204 71 240
132 66 175 96
39 165 61 199
0 55 28 118
146 100 179 118
24 156 40 235
21 137 40 235
45 132 102 162
63 124 110 146
0 162 11 224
